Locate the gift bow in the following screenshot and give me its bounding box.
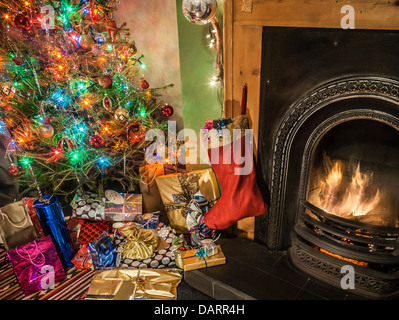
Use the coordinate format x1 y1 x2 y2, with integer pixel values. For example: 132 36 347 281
183 247 209 268
120 226 158 260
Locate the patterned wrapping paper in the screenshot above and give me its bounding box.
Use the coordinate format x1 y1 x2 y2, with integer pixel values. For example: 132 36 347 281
114 228 177 269
104 194 142 222
71 244 94 270
77 220 111 247
71 192 142 222
71 232 117 271
139 213 159 229
6 236 66 296
87 232 117 269
155 169 220 234
70 192 105 221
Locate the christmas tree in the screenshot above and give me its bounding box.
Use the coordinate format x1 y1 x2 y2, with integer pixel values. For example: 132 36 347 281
0 0 174 200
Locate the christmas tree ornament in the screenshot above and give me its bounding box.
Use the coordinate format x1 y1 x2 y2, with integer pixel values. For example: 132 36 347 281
1 82 17 97
102 95 113 110
12 56 25 66
39 124 54 138
161 104 174 118
182 0 218 25
125 42 137 57
140 79 149 89
79 32 95 50
89 134 104 148
106 20 117 40
57 137 75 152
99 75 113 88
114 107 129 122
14 14 33 31
7 164 22 178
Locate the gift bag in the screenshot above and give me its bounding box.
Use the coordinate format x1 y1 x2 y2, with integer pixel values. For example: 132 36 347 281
140 164 187 220
6 235 66 296
155 169 220 234
0 201 38 250
139 164 166 216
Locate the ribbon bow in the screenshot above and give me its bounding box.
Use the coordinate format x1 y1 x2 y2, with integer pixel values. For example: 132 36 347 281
182 247 209 268
120 226 158 260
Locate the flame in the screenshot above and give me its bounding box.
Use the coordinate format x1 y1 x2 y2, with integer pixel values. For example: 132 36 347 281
309 159 381 220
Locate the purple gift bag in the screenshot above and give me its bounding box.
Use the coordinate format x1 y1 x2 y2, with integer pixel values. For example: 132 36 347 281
7 235 66 296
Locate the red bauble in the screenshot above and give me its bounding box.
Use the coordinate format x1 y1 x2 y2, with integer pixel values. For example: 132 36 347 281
8 164 22 178
57 138 75 152
12 56 25 66
14 14 32 31
99 75 113 88
161 104 174 118
140 80 149 90
102 95 112 110
89 134 104 148
106 20 117 40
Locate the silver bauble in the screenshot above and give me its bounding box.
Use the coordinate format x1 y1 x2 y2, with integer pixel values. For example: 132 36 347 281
182 0 218 25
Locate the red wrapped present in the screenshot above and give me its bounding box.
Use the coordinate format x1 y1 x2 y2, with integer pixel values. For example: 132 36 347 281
77 220 111 247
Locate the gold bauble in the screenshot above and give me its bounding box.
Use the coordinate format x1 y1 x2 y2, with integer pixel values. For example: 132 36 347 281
114 107 129 122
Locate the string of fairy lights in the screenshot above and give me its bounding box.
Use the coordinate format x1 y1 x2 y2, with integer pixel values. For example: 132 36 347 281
0 0 177 199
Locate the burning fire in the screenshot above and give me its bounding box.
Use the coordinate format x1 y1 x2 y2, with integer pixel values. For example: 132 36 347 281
309 159 381 220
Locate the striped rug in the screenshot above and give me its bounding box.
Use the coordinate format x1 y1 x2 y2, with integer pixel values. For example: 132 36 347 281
0 244 95 300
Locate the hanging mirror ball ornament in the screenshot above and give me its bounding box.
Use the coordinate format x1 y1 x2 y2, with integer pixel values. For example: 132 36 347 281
182 0 218 25
161 104 174 118
39 124 54 138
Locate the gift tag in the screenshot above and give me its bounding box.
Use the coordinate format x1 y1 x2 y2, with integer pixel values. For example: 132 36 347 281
105 190 125 204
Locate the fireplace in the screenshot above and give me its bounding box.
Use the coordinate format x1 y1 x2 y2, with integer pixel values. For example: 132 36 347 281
254 27 399 298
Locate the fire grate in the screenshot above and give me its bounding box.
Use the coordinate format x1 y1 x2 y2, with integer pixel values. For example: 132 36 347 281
295 200 399 267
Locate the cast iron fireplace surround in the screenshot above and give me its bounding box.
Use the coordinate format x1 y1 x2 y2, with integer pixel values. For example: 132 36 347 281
254 27 399 298
255 27 399 251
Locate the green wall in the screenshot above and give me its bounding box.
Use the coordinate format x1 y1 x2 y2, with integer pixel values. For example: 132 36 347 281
175 0 224 133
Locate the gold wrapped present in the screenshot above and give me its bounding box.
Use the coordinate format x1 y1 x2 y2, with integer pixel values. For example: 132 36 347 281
177 245 226 271
118 225 158 260
155 169 220 234
85 268 182 300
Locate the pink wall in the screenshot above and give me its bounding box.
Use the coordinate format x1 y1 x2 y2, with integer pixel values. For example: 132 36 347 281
113 0 183 129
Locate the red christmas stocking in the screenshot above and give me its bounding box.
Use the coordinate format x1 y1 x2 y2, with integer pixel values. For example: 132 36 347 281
204 133 268 230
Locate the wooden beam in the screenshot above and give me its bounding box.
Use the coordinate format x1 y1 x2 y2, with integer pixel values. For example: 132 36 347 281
233 0 399 30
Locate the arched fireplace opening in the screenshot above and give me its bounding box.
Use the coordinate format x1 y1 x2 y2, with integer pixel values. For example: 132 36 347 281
290 114 399 299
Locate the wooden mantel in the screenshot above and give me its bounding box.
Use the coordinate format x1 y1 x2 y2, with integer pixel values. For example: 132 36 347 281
222 0 399 240
223 0 399 155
